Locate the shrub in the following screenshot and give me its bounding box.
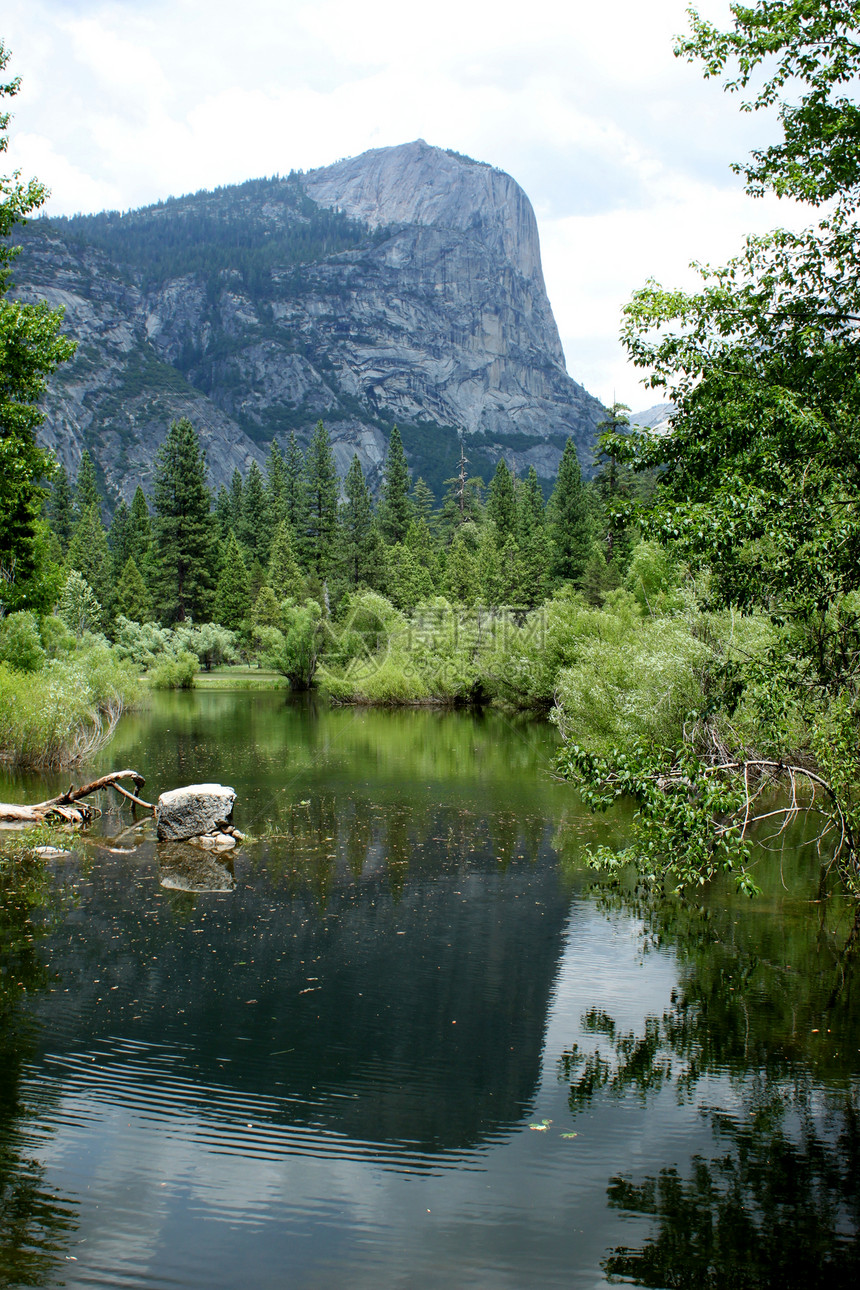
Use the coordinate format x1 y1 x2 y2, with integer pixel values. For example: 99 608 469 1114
175 622 238 670
113 616 174 668
39 615 76 660
261 600 323 689
147 651 199 690
0 649 140 768
0 612 46 672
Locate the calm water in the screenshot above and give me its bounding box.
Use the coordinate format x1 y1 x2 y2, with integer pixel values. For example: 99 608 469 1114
1 691 859 1288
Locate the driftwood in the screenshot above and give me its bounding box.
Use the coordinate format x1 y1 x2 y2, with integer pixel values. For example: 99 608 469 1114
0 770 153 827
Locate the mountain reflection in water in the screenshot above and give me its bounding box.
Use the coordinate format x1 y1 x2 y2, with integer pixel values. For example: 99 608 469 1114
0 692 857 1288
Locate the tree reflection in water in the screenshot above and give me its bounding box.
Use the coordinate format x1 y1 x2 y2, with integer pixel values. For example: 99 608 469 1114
0 849 78 1287
558 866 860 1287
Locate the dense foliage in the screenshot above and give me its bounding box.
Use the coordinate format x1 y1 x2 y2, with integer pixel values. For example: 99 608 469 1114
0 41 74 611
555 1 860 894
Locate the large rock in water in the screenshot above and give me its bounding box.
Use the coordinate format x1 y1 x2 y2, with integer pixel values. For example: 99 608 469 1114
15 140 606 500
156 784 236 842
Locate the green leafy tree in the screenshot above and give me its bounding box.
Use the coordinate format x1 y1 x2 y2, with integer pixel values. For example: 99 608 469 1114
378 425 412 544
548 438 591 586
181 621 238 671
385 542 435 609
0 610 45 671
304 420 339 577
151 417 217 623
0 44 75 605
559 1 860 891
114 555 154 624
405 517 439 587
677 0 860 215
67 502 113 616
213 530 251 631
261 598 323 689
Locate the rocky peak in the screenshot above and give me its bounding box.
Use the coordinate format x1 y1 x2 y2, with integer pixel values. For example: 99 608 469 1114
303 141 554 325
17 142 605 505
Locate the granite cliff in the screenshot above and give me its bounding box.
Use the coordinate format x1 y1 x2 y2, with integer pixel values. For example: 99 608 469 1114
15 140 606 502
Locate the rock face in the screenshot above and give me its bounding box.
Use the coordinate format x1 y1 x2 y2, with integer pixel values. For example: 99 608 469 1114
155 784 236 842
15 141 606 501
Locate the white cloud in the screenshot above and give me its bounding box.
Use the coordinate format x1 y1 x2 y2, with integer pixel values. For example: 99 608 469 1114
1 0 796 407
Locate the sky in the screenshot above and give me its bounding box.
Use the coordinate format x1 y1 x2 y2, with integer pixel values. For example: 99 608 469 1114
2 0 808 410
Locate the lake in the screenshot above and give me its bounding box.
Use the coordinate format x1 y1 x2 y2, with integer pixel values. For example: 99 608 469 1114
1 691 858 1287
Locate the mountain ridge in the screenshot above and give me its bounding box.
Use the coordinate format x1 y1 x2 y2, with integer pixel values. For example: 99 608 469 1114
15 141 606 504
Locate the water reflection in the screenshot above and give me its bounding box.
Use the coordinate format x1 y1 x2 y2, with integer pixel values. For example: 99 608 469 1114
0 852 78 1286
556 864 860 1287
2 695 860 1287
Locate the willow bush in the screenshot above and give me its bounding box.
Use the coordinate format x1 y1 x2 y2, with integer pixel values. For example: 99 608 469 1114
0 648 140 769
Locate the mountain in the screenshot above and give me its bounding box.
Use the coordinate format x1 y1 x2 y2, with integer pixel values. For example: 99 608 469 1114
14 140 606 504
629 402 674 433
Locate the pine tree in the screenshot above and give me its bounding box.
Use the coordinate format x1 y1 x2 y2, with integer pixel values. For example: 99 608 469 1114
487 457 518 542
410 476 436 529
548 438 592 586
214 485 233 541
438 472 484 541
108 499 132 571
594 401 634 569
498 533 526 604
214 530 251 631
476 525 503 604
338 454 379 589
267 519 305 601
240 460 272 562
251 585 282 629
405 517 440 587
48 464 74 552
74 450 101 521
115 555 154 623
266 440 288 527
128 486 153 573
152 418 217 623
285 431 309 561
228 469 244 533
386 543 435 609
305 420 339 577
59 571 102 638
445 530 478 604
67 502 113 616
517 466 552 605
378 425 412 544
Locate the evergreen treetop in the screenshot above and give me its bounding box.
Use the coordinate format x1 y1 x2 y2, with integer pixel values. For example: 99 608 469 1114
378 425 412 544
152 417 217 622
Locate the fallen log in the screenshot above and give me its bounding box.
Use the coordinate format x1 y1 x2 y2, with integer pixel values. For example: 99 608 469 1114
0 770 153 827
